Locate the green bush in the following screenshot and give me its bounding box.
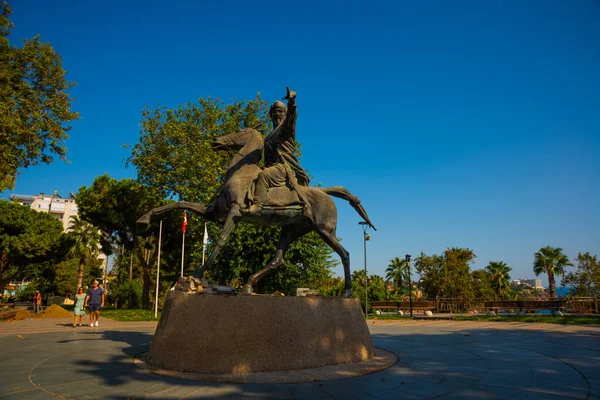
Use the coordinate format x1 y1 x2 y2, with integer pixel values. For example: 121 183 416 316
116 280 143 309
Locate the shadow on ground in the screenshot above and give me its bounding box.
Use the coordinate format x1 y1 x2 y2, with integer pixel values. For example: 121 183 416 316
33 323 597 399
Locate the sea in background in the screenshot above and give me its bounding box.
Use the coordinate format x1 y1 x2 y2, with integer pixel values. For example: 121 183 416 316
556 286 572 297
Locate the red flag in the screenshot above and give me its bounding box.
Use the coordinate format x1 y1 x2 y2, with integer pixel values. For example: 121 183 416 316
182 211 188 233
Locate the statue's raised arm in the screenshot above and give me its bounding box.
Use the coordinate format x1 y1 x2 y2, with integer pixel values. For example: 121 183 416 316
282 86 296 101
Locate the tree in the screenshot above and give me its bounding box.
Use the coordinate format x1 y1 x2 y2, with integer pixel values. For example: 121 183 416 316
562 252 599 297
126 95 337 294
67 216 101 289
54 256 103 297
349 271 389 312
533 246 573 298
128 96 269 204
385 257 409 293
485 261 512 298
76 175 176 308
352 269 367 287
0 2 79 190
205 223 338 295
368 274 389 304
415 248 476 300
0 200 63 290
471 269 495 300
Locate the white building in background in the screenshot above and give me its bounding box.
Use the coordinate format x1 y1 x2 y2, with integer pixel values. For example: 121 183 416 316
10 190 78 231
511 278 544 290
9 190 106 265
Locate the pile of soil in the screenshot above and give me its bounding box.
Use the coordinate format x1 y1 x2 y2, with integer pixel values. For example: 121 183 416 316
36 304 72 318
11 309 34 320
8 304 72 321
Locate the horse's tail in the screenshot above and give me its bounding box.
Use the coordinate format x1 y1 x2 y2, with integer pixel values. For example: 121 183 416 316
136 201 209 226
319 186 376 230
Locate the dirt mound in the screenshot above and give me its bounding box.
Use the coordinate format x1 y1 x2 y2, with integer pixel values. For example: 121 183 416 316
37 304 72 318
11 309 34 320
6 304 72 321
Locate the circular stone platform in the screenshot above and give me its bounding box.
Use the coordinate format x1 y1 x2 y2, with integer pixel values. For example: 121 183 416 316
137 348 397 384
147 291 377 376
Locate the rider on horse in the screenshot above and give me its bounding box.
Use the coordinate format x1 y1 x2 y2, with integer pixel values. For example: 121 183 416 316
247 87 310 214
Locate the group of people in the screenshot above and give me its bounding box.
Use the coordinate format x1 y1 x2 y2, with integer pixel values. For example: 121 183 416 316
32 280 104 326
72 280 105 327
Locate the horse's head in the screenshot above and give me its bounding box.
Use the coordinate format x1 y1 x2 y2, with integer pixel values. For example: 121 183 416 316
211 128 263 152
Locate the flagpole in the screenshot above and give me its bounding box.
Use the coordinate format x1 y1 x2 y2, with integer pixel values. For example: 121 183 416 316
155 220 163 319
202 222 207 266
181 211 187 278
181 233 185 278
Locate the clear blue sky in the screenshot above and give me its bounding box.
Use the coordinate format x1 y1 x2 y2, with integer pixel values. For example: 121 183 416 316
4 1 599 286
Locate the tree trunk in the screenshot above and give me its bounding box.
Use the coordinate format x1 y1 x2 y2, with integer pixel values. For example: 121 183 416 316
142 266 151 309
76 257 86 289
548 269 556 298
132 232 160 310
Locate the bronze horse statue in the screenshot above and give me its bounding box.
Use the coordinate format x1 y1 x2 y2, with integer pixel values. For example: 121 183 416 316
137 127 375 296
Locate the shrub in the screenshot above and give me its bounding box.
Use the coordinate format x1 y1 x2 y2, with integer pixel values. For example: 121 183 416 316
116 280 143 309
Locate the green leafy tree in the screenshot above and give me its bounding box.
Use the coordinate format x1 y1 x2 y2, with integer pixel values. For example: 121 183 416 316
127 95 336 294
205 223 337 295
533 246 573 298
415 248 476 300
0 200 63 290
414 252 443 298
128 96 269 203
76 175 179 308
368 274 389 304
54 256 103 297
562 252 599 297
0 2 79 190
485 261 512 297
385 257 409 293
350 270 389 312
67 216 101 289
471 269 495 300
318 276 345 296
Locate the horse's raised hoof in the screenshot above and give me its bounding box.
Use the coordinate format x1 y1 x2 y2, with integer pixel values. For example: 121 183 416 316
342 289 352 298
242 284 254 295
136 214 151 225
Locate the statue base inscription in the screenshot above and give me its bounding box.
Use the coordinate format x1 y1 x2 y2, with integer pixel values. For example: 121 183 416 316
146 291 380 379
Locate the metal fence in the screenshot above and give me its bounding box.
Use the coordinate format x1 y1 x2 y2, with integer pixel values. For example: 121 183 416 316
372 295 598 314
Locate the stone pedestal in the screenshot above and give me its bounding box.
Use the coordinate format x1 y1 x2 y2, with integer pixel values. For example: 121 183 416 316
147 291 375 375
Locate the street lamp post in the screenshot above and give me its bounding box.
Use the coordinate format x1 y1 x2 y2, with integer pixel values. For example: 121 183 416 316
405 254 412 318
359 222 371 318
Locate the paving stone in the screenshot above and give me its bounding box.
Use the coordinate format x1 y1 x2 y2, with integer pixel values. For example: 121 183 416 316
0 319 597 399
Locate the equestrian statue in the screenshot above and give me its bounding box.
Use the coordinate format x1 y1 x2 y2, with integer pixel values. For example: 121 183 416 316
137 87 375 297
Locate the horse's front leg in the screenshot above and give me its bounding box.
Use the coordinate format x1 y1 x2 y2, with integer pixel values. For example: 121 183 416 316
137 201 208 225
192 204 241 278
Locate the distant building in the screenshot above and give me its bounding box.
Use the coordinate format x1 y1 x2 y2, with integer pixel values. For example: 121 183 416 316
9 190 106 265
10 190 80 231
2 281 30 297
511 278 544 290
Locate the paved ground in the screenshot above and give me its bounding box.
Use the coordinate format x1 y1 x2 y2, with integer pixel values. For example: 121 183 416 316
0 317 598 399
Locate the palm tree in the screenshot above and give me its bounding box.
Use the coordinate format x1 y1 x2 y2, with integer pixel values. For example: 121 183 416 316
68 216 101 289
533 246 573 298
352 269 367 287
385 257 409 293
485 261 512 297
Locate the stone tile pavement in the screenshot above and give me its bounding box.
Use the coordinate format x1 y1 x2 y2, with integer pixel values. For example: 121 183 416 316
0 318 598 399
